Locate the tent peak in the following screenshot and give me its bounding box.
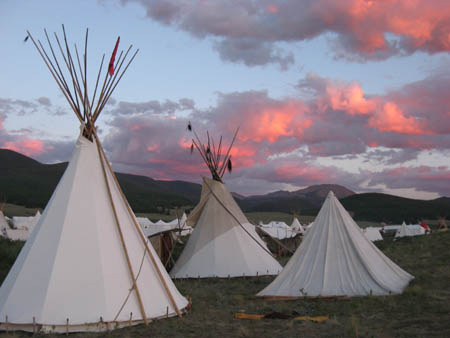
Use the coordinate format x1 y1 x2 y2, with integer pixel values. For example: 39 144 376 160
27 25 138 140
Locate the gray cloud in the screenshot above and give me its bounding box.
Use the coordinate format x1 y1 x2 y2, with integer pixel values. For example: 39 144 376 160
213 38 294 70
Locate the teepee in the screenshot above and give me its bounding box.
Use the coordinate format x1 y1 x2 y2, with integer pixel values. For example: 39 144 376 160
258 191 413 298
290 217 305 235
170 125 282 278
395 222 416 238
0 27 187 333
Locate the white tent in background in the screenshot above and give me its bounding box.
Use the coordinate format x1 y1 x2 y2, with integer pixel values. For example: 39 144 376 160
4 229 29 241
137 216 153 230
170 124 281 278
259 223 297 240
363 227 383 242
0 211 9 237
258 191 413 298
0 27 187 334
290 218 305 235
395 222 417 238
11 216 34 230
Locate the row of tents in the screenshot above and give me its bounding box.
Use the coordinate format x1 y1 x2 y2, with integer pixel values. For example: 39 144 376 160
0 211 41 241
0 28 415 334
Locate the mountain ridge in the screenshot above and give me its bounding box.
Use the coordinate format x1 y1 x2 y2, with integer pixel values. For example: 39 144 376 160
0 148 448 222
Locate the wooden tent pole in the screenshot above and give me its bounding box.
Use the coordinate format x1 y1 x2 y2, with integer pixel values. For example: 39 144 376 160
94 133 182 318
93 130 148 325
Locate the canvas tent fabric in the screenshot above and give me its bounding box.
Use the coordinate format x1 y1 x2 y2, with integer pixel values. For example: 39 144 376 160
363 227 383 242
171 177 282 278
259 226 297 240
257 191 413 298
0 211 8 236
290 218 305 234
0 134 188 333
0 27 187 333
395 222 422 238
11 216 34 230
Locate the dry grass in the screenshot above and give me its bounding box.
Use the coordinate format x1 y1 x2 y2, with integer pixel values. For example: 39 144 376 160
0 231 449 337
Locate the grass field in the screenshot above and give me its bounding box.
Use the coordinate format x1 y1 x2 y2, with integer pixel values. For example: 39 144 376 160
0 230 448 337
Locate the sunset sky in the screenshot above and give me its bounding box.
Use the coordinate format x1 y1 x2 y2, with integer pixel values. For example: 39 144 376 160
1 0 450 199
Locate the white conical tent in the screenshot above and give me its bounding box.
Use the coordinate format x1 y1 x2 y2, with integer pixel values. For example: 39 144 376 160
0 27 187 333
258 191 413 298
395 222 416 238
290 217 305 234
171 177 282 278
0 134 188 333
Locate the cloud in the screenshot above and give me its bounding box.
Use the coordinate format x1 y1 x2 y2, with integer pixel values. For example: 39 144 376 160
120 0 450 66
368 166 450 197
4 63 450 197
213 38 294 70
107 98 195 116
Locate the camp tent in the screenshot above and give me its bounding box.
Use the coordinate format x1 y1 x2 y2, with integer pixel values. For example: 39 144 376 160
363 227 383 242
171 178 282 278
290 217 305 235
170 125 282 278
257 191 413 298
395 222 417 238
0 27 187 333
0 211 9 237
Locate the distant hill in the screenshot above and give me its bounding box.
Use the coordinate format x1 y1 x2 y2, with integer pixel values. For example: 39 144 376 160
237 184 355 213
0 149 200 212
340 193 450 223
1 149 449 222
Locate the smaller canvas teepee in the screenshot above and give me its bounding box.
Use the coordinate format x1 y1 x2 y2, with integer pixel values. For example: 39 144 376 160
290 217 304 235
395 222 416 238
258 191 413 298
170 124 282 278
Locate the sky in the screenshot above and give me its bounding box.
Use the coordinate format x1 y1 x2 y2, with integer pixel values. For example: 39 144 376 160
1 0 450 199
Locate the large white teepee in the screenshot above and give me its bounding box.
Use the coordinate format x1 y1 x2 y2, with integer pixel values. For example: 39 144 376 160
258 191 413 298
0 27 187 333
171 177 282 278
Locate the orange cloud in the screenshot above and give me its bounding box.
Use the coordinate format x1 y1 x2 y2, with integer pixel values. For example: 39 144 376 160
238 101 311 143
368 102 430 135
3 139 44 156
274 164 330 182
147 144 159 152
326 81 376 115
267 4 278 14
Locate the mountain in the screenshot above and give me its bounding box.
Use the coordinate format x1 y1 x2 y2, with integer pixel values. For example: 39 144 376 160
236 184 355 213
1 149 449 222
340 193 450 223
0 149 201 212
262 184 355 205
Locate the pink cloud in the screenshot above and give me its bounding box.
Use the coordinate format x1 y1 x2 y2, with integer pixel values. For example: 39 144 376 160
122 0 450 66
2 139 44 156
368 102 429 135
